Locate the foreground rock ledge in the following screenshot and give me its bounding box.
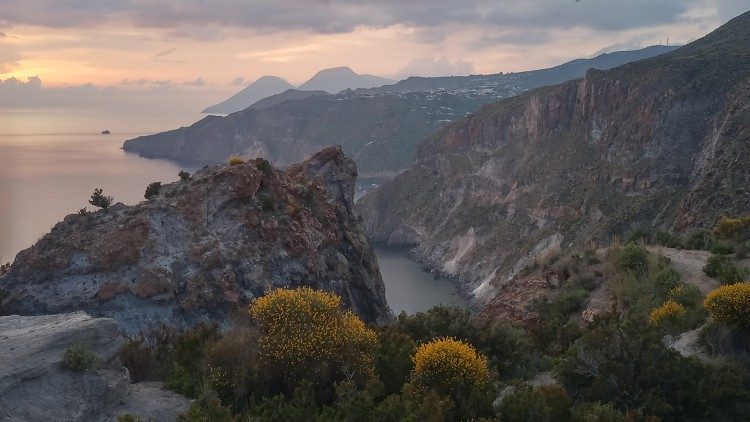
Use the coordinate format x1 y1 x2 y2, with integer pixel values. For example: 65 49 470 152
0 312 190 421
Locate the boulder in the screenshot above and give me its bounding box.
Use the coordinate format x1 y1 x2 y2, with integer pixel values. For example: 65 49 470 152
0 312 190 421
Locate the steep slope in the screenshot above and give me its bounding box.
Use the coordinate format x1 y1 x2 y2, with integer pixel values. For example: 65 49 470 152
123 47 677 177
248 88 327 110
358 12 750 304
0 147 389 334
358 45 679 95
124 91 484 178
203 76 294 114
297 66 394 93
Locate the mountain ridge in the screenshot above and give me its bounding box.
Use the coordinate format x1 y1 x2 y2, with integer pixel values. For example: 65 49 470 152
358 11 750 305
124 45 680 177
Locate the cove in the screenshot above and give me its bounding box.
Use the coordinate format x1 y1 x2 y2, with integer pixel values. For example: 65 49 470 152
374 246 469 314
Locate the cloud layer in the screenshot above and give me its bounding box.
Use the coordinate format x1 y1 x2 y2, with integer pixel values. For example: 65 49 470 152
1 0 747 33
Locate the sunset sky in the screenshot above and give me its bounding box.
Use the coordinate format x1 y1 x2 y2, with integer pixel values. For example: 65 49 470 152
1 0 748 111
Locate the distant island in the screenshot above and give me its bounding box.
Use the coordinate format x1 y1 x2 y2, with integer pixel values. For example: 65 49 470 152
101 130 110 134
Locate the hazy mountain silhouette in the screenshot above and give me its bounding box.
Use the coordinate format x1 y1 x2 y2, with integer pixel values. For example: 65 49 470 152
203 76 294 114
297 66 395 94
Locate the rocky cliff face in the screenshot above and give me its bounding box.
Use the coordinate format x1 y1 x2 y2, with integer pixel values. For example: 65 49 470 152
122 47 676 178
358 12 750 305
0 147 389 334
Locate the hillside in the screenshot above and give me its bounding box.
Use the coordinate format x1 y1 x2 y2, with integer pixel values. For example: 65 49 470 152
358 12 750 304
202 76 294 114
123 46 677 177
0 147 389 334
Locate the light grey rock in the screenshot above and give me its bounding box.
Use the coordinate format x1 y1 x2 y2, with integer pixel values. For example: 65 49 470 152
0 312 192 421
0 312 127 421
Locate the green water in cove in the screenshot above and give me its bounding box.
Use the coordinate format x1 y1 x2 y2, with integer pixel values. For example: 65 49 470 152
0 108 467 314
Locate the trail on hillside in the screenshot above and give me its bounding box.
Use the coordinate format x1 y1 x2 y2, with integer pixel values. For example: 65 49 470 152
649 247 719 295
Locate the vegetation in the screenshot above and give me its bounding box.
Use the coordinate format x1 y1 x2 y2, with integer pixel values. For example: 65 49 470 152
654 229 682 248
703 254 748 284
409 337 489 396
648 299 686 326
88 188 113 211
118 227 750 421
178 170 191 181
255 157 273 175
61 344 97 372
228 156 245 165
249 288 377 392
704 282 750 329
144 181 161 200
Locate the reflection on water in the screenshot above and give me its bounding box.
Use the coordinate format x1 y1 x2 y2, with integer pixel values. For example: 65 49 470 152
0 109 202 263
375 246 468 314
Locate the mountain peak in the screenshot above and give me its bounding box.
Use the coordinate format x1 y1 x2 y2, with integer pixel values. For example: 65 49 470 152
297 66 394 94
202 75 294 114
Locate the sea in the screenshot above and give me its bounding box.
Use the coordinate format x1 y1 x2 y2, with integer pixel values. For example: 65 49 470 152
0 107 467 313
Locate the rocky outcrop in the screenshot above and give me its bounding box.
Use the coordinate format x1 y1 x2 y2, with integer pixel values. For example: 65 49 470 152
358 12 750 306
0 147 389 334
0 312 190 421
122 47 676 178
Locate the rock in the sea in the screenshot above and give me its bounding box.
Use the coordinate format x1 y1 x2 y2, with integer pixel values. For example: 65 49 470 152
0 146 389 334
0 312 190 421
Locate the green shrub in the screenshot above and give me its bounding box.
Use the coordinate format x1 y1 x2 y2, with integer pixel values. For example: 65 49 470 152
571 403 625 421
654 267 681 294
703 254 748 284
179 170 191 181
61 344 97 372
255 157 273 174
144 182 162 200
88 188 113 211
624 228 648 244
654 230 682 248
554 316 750 420
684 229 714 250
178 392 234 422
699 321 750 366
496 384 572 422
615 242 649 273
119 339 162 383
711 242 735 255
117 414 140 422
166 324 221 398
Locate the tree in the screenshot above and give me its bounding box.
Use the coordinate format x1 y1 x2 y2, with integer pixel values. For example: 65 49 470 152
178 170 191 181
88 188 113 211
144 182 162 200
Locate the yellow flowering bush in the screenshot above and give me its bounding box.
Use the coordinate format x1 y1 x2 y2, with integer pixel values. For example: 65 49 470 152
648 299 686 326
249 287 377 384
712 216 750 239
410 337 489 396
704 282 750 329
228 156 245 165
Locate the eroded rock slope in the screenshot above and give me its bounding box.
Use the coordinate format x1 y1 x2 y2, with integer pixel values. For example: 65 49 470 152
0 147 389 334
359 12 750 304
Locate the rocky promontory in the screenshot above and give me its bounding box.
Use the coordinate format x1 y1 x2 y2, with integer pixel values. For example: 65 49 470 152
0 146 389 334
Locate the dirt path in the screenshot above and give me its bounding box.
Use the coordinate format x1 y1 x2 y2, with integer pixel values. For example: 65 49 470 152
648 246 719 295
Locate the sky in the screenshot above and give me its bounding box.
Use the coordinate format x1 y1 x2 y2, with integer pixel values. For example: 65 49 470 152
0 0 748 112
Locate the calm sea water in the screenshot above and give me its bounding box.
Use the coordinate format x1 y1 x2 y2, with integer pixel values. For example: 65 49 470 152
0 108 466 314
